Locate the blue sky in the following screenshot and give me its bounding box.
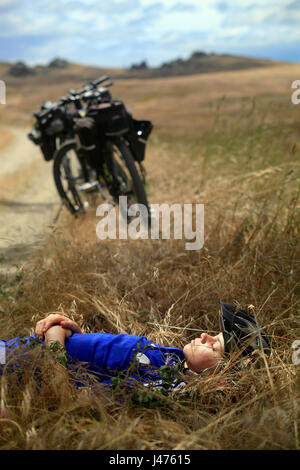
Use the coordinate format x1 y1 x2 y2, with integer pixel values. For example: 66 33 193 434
0 0 299 67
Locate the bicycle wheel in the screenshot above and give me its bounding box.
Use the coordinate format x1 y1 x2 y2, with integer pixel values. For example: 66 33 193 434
102 138 150 219
53 140 92 215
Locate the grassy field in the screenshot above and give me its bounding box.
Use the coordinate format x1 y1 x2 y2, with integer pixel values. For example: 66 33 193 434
0 127 13 150
0 63 299 450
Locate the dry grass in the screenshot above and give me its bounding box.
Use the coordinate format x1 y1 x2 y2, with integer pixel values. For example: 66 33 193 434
0 65 300 450
0 159 42 202
0 127 14 151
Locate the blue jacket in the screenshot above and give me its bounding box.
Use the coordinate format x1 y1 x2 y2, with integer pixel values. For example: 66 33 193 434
1 333 186 390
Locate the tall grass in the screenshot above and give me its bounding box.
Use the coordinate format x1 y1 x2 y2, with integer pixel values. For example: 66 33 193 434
0 92 299 449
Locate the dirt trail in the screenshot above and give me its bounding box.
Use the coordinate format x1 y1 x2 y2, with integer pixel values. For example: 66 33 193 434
0 127 61 275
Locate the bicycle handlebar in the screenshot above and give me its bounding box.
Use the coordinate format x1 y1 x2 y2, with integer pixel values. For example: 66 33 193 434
69 85 89 96
100 81 114 88
90 75 110 86
81 83 114 102
68 76 111 97
34 76 113 119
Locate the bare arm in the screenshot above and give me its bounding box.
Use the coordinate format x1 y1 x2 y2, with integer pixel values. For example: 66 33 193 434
44 324 72 347
43 325 72 391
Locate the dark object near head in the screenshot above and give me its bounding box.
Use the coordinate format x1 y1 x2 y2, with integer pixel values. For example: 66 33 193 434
220 301 271 356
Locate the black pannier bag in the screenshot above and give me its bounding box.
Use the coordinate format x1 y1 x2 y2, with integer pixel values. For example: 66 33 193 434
28 125 57 161
40 119 64 161
86 101 130 136
40 135 57 161
74 116 102 168
28 128 42 146
74 117 113 168
126 119 153 162
45 118 64 136
29 105 66 161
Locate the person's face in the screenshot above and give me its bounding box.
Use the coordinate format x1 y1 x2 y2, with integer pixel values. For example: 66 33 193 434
183 332 224 373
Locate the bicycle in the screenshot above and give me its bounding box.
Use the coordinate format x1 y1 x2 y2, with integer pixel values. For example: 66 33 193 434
28 76 153 220
52 78 152 218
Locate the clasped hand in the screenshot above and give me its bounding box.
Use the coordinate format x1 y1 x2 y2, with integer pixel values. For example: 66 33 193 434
35 313 83 339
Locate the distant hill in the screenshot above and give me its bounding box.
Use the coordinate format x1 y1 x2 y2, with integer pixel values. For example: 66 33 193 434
6 58 70 77
1 52 278 82
125 51 277 79
0 59 124 88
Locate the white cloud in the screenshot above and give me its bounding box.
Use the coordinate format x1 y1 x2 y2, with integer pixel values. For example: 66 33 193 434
0 0 299 65
0 0 19 7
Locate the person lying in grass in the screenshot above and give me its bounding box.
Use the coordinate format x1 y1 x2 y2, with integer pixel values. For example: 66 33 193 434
1 302 271 392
